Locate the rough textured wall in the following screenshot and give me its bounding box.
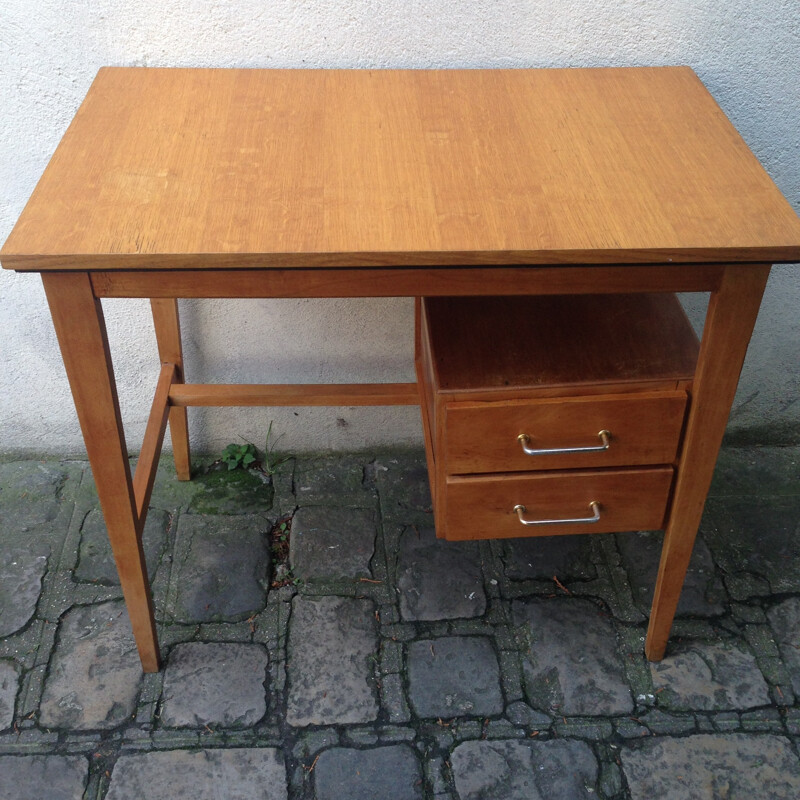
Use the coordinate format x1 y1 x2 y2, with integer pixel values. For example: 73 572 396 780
1 0 798 455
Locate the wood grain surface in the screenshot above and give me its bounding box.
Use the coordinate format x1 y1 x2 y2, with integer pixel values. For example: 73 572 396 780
443 466 673 539
424 293 699 393
3 67 799 270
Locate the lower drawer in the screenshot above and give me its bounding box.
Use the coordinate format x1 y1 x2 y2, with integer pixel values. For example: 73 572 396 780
442 467 673 540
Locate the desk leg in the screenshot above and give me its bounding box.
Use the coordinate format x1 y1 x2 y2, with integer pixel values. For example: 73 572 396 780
151 299 191 480
646 264 770 661
43 272 161 672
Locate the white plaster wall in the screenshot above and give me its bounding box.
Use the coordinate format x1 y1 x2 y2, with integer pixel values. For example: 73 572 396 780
1 0 798 456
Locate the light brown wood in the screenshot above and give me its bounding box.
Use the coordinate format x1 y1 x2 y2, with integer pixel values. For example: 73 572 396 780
41 272 160 672
424 294 699 394
414 298 438 508
168 382 419 407
90 265 724 299
132 362 175 522
443 467 673 540
3 68 800 271
150 299 191 480
646 264 771 660
444 391 688 475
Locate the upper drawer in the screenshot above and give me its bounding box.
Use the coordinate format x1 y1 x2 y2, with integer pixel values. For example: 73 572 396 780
444 390 687 474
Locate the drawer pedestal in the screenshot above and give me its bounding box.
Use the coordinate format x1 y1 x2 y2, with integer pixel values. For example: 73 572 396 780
416 294 699 541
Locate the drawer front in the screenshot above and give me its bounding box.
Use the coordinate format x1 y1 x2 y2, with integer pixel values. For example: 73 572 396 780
442 467 673 540
444 391 687 474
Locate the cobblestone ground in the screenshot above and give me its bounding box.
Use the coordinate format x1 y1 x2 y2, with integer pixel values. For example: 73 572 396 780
0 446 799 799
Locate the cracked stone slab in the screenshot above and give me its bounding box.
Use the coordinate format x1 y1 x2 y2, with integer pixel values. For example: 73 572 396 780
0 548 48 637
0 460 67 530
294 457 373 505
286 595 378 726
290 506 376 581
617 529 725 617
513 598 633 716
0 660 20 730
40 601 141 730
314 745 422 800
374 454 432 514
105 748 286 800
407 636 503 718
397 527 485 621
621 734 800 800
167 514 269 622
161 642 268 727
451 739 598 800
76 508 168 585
0 754 88 800
704 496 800 596
650 641 770 711
768 597 800 695
502 535 596 582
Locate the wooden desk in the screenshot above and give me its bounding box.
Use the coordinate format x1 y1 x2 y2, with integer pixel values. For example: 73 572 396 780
3 67 800 673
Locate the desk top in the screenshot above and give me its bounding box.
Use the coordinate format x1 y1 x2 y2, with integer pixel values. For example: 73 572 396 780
3 66 800 271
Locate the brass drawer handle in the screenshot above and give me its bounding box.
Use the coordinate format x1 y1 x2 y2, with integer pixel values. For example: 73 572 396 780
513 501 601 526
517 430 611 456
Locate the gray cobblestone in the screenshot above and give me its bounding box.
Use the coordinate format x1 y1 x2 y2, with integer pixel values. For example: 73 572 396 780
1 449 799 800
314 745 423 800
0 661 20 731
622 734 800 799
407 637 503 719
0 754 87 800
397 527 485 621
160 642 268 728
286 595 379 726
105 748 287 800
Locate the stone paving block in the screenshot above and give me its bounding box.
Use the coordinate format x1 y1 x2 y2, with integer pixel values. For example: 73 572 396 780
314 745 422 800
374 453 432 513
76 507 168 585
381 672 411 723
0 548 47 637
767 597 800 695
167 514 269 622
709 446 800 497
40 601 141 730
704 496 800 596
621 734 800 800
0 661 20 731
188 464 274 514
161 642 268 728
290 506 376 581
0 754 87 800
617 529 725 617
650 641 770 711
513 598 633 715
0 460 67 530
451 739 598 800
105 748 287 800
286 595 378 726
407 636 503 718
294 457 372 505
504 701 551 729
397 527 485 621
502 535 596 582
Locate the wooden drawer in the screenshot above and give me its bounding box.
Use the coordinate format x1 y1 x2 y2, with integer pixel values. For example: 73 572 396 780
444 391 687 474
442 467 673 540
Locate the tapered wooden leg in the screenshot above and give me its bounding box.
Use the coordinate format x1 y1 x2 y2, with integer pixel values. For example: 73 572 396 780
43 272 161 672
150 298 191 480
646 264 771 661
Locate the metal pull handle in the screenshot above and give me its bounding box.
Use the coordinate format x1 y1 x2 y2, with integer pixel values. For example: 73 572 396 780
513 501 601 526
517 430 611 456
